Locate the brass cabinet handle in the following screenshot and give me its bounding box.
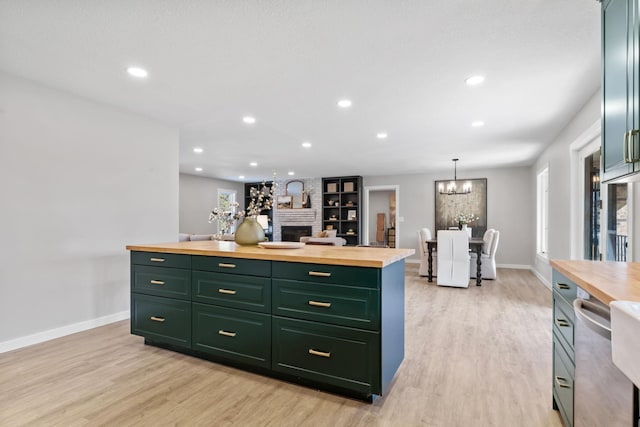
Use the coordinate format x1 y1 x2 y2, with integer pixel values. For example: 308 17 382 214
308 271 331 277
218 330 236 337
308 300 331 308
218 263 236 269
308 348 331 358
218 288 237 295
555 318 570 328
555 283 570 290
150 316 165 322
150 280 165 285
150 257 165 263
555 376 571 389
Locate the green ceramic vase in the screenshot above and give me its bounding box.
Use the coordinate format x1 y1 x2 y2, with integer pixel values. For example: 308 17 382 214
234 216 266 245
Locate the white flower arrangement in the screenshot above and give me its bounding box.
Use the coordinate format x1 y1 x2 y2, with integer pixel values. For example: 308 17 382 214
454 213 479 225
209 202 245 234
246 172 278 216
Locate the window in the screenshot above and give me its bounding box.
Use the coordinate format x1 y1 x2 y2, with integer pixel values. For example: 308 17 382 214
537 167 549 258
217 189 237 233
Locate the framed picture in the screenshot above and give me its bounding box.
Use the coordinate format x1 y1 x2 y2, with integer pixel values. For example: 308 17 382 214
434 178 487 238
347 209 357 220
277 195 292 209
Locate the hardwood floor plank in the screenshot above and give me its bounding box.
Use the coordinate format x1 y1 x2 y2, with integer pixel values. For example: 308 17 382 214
0 266 562 427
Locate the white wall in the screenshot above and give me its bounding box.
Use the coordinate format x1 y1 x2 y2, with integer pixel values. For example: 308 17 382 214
364 166 532 267
532 90 601 284
0 72 179 350
179 173 244 235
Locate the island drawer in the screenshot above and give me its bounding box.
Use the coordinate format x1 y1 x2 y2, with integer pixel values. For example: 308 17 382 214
553 293 575 355
192 271 271 313
272 262 379 288
132 265 191 300
131 251 191 269
131 294 191 348
552 271 577 304
192 303 271 369
272 279 379 330
192 256 271 277
272 316 380 395
553 337 574 427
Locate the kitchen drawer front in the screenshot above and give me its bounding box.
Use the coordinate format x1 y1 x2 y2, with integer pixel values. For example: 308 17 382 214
272 261 379 289
192 271 271 313
272 316 380 395
131 251 191 269
553 338 574 427
553 294 575 354
272 279 379 330
192 303 271 369
131 294 191 348
552 271 577 304
192 255 270 277
132 265 191 300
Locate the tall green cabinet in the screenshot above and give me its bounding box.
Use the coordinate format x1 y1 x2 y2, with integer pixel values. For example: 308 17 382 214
602 0 640 182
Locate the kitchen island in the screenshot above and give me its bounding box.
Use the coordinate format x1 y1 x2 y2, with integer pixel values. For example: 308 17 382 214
126 241 414 401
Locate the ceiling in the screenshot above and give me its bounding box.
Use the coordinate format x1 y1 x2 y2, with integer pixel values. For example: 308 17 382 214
0 0 601 182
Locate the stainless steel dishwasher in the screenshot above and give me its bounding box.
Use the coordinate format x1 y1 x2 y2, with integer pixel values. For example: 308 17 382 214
573 290 637 426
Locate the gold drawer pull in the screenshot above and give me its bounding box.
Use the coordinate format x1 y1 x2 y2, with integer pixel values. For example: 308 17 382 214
308 271 331 277
218 263 237 269
218 288 237 295
308 300 331 308
150 280 165 285
555 376 571 389
308 348 331 358
150 257 165 263
218 330 236 337
555 318 570 328
555 283 570 290
150 316 165 322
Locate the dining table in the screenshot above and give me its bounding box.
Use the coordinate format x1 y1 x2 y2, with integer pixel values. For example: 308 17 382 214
425 237 485 286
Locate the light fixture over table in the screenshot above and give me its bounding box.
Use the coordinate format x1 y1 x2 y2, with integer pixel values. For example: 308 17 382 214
439 158 472 195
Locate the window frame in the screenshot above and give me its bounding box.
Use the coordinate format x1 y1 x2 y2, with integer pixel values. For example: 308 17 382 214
536 166 549 260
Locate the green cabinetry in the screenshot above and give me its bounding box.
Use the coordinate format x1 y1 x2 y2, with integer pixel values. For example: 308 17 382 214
130 251 406 400
602 0 640 182
551 270 577 427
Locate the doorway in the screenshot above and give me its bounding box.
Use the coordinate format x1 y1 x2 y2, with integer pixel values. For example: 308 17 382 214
363 185 400 247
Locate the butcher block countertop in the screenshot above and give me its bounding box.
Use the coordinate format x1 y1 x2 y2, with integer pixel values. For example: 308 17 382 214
551 260 640 304
126 241 414 268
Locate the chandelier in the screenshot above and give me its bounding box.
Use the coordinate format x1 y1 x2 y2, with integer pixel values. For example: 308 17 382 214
439 158 472 195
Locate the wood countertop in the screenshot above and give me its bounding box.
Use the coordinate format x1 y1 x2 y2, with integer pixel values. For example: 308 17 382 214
126 241 414 268
550 260 640 304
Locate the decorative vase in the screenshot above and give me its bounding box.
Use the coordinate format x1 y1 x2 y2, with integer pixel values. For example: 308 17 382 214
461 224 468 231
234 216 266 245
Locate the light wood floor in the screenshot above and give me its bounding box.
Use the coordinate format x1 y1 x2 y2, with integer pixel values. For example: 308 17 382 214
0 265 563 427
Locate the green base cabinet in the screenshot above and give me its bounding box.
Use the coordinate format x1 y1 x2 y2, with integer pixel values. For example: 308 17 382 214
551 270 577 427
130 251 406 400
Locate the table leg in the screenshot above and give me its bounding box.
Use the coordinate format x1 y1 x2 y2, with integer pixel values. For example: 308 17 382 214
427 242 434 282
475 245 482 286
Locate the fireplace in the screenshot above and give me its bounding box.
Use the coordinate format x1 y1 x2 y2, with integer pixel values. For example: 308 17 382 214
281 225 312 242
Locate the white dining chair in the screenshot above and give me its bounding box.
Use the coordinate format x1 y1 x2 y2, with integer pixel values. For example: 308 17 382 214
417 228 436 276
470 229 500 279
437 230 470 288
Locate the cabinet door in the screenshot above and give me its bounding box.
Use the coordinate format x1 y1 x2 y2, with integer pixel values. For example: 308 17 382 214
131 294 191 347
603 0 635 181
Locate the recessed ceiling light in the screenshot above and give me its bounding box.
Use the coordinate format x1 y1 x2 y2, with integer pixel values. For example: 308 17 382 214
302 141 312 148
471 121 485 127
465 75 485 86
250 162 258 167
376 133 388 139
239 175 245 179
195 167 203 172
243 116 256 124
337 99 352 108
288 171 295 176
193 147 203 153
127 67 148 78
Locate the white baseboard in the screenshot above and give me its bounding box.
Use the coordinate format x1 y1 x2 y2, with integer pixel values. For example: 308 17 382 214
0 310 130 354
406 259 420 264
496 263 531 270
531 268 552 289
